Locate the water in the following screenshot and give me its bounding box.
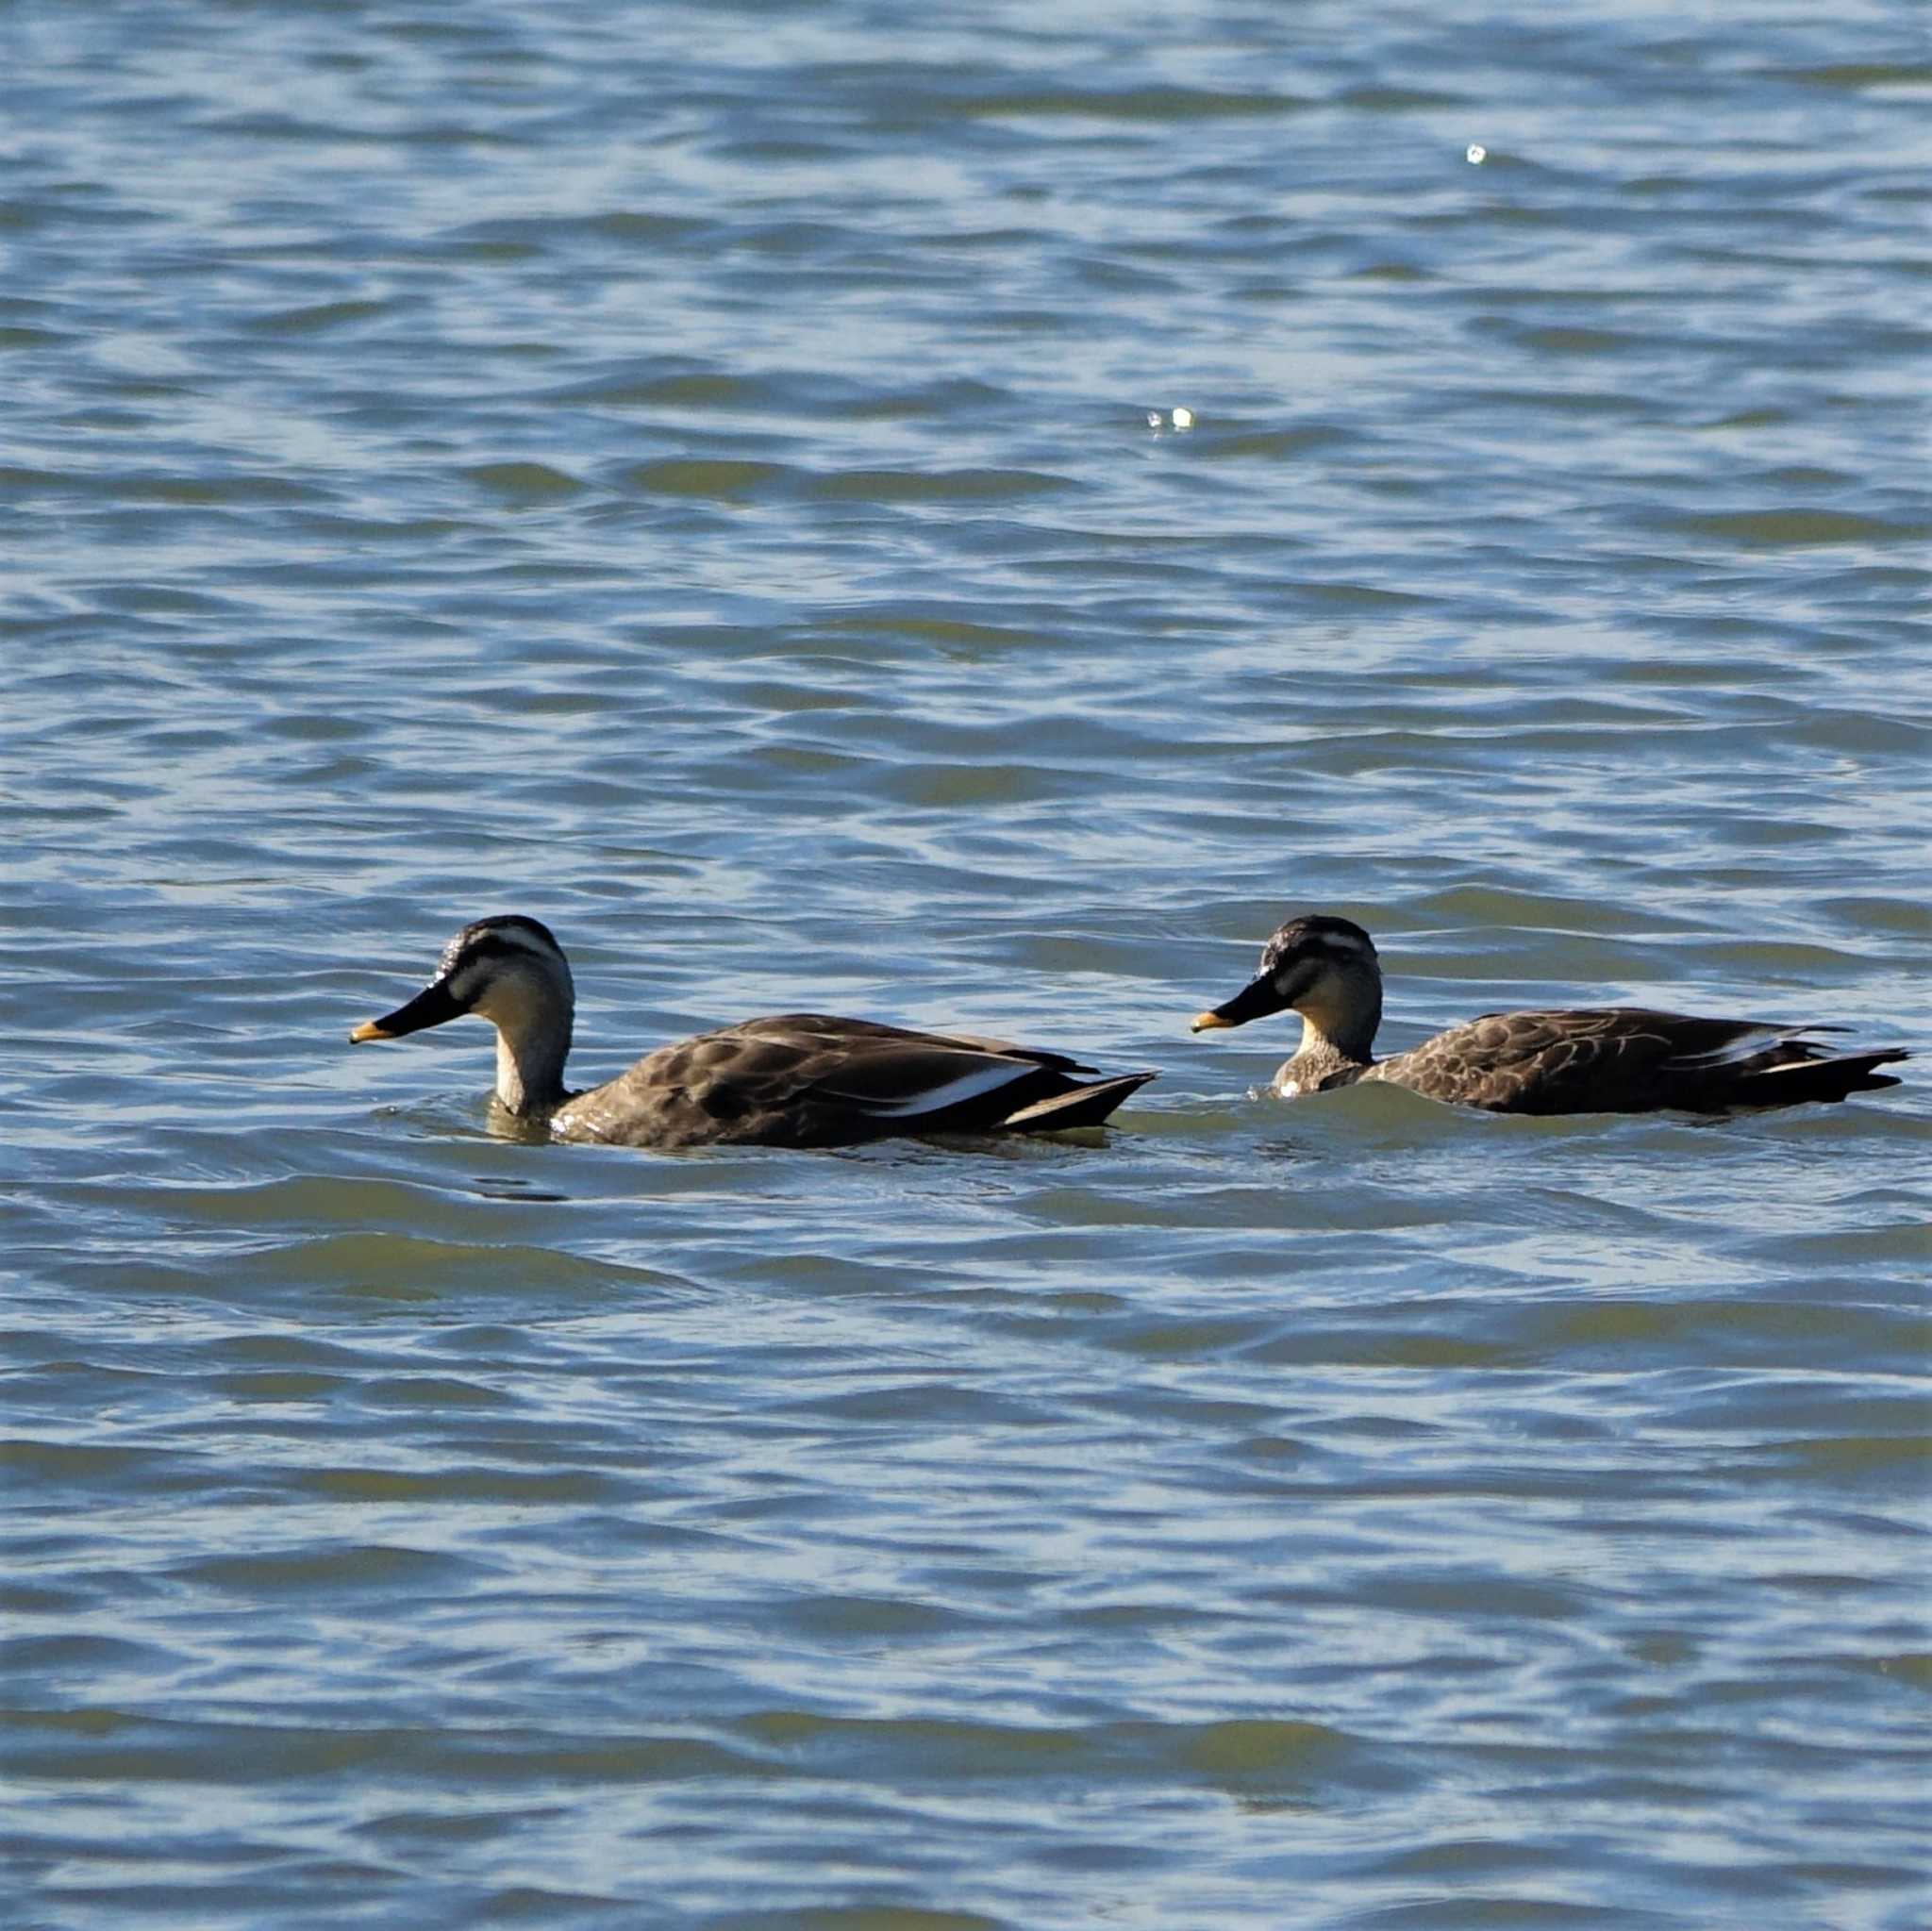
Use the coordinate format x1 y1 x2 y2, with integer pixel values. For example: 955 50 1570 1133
4 2 1929 1925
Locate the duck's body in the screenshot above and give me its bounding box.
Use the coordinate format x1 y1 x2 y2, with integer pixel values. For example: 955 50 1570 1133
550 1011 1154 1148
1193 914 1907 1116
352 916 1153 1150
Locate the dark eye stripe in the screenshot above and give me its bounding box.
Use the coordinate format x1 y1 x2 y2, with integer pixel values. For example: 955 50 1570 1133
1262 918 1375 972
441 919 559 979
447 934 520 973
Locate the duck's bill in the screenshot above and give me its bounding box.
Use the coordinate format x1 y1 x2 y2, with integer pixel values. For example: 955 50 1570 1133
1190 974 1285 1033
349 978 464 1042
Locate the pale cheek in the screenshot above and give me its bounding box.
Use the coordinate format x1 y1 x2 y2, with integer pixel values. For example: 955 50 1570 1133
473 984 529 1028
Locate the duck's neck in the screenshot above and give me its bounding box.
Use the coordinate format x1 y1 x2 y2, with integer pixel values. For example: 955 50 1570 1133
491 1007 574 1115
1279 974 1381 1092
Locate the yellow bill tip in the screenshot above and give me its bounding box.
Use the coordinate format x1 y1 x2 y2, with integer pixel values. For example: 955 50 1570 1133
349 1020 392 1043
1191 1009 1232 1033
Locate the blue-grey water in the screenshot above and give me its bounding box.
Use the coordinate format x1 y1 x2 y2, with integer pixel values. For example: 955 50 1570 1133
4 3 1929 1926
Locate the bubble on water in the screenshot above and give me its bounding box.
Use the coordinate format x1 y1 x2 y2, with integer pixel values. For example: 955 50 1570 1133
1170 406 1194 429
1466 143 1488 164
1146 411 1163 429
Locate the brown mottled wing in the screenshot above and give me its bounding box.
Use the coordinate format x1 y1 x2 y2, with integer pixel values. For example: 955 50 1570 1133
730 1014 1094 1074
1366 1007 1822 1114
551 1024 831 1146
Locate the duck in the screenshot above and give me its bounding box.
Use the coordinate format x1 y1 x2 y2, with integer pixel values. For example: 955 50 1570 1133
350 914 1155 1149
1191 912 1907 1114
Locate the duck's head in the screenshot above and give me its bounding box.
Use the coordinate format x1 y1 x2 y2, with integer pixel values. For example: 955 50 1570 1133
1191 913 1381 1035
350 914 575 1045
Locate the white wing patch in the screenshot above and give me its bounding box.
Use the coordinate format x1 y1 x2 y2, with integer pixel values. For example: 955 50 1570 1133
1664 1024 1816 1069
854 1062 1035 1119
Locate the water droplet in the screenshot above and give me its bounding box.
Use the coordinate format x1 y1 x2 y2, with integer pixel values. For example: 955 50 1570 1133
1466 143 1487 165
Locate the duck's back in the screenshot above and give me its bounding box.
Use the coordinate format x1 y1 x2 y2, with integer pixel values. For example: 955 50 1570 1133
1363 1007 1904 1115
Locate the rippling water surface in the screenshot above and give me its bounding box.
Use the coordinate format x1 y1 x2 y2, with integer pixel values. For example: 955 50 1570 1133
5 2 1929 1926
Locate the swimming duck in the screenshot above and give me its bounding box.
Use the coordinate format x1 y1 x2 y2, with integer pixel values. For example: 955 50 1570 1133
351 915 1155 1148
1191 913 1907 1114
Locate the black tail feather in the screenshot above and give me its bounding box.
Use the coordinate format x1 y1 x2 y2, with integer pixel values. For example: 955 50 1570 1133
1004 1071 1157 1131
1734 1047 1908 1107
